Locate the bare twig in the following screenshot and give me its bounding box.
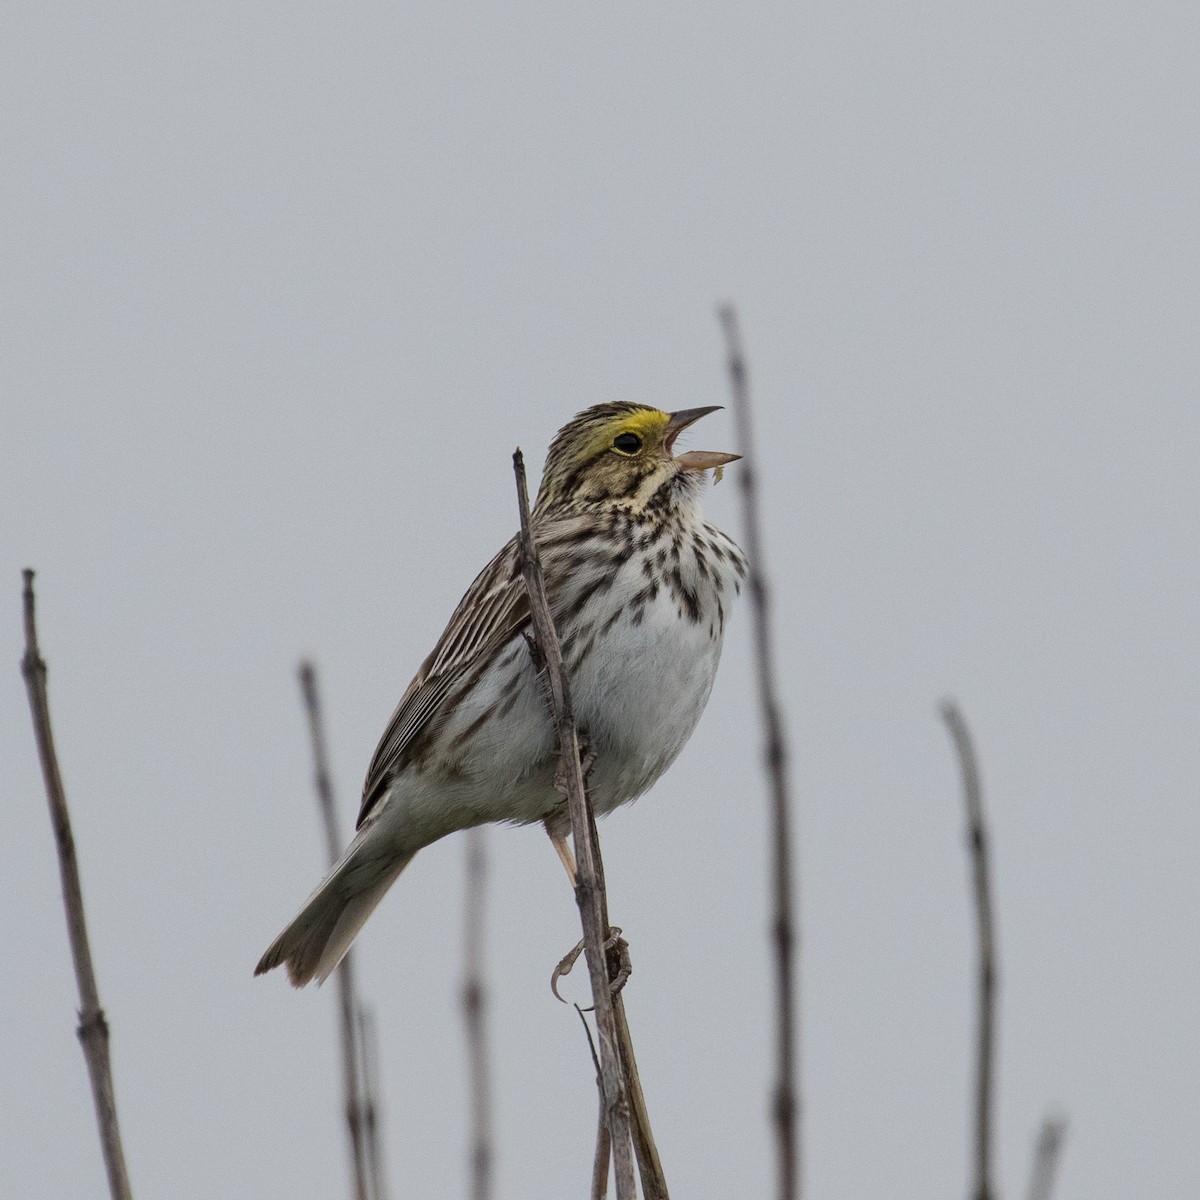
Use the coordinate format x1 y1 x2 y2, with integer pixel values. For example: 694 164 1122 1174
939 700 997 1200
462 827 494 1200
575 1006 611 1200
511 450 637 1200
298 661 370 1200
20 569 134 1200
357 1005 389 1200
553 939 664 1192
614 999 669 1199
1026 1116 1067 1200
718 306 800 1200
592 1101 613 1200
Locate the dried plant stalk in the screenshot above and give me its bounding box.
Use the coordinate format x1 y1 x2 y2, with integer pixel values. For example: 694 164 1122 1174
940 700 997 1200
462 827 494 1200
718 307 800 1200
575 1006 612 1200
613 1001 668 1199
298 661 370 1200
512 450 637 1199
591 1110 612 1200
1025 1116 1067 1200
357 1005 388 1200
20 569 134 1200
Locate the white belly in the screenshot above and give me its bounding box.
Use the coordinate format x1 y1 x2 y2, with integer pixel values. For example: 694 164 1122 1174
376 521 742 851
568 585 725 814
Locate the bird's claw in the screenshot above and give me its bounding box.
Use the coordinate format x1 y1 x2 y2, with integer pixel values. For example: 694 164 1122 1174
550 927 630 1004
607 932 632 996
550 939 585 1002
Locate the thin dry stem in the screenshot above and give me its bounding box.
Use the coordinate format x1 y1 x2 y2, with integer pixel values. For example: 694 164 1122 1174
614 998 669 1199
512 450 637 1200
1026 1116 1067 1200
21 569 134 1200
939 700 997 1200
718 306 800 1200
592 1109 613 1200
298 661 370 1200
462 827 494 1200
575 1006 611 1200
357 1005 388 1200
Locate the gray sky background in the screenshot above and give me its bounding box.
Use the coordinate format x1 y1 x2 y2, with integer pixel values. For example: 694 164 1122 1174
4 4 1198 1197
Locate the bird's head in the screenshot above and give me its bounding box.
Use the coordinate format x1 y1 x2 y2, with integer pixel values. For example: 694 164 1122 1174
535 402 739 514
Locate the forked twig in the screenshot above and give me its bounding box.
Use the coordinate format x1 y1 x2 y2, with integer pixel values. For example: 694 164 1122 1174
939 700 997 1200
298 661 370 1200
20 569 134 1200
462 827 494 1200
1026 1116 1067 1200
511 450 638 1200
718 307 800 1200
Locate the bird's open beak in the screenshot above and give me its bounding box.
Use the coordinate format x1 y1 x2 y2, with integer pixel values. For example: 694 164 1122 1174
664 406 742 472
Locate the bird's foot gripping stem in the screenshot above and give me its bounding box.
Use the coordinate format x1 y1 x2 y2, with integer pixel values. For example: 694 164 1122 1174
551 927 631 1004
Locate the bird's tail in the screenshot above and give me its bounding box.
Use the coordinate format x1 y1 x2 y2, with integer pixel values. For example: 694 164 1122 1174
255 833 414 987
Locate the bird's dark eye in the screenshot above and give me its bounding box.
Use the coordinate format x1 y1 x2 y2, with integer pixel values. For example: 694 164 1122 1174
612 432 642 454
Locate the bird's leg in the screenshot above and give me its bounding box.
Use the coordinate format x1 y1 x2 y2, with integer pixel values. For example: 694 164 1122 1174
577 731 597 782
547 730 594 888
547 734 627 998
545 822 631 1002
546 824 578 889
551 733 596 797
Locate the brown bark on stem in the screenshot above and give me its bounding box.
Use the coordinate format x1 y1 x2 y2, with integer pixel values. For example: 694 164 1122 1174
939 700 998 1200
461 826 494 1200
298 661 371 1200
357 1005 388 1200
575 1006 612 1200
613 1000 668 1199
1025 1116 1067 1200
20 569 134 1200
512 450 638 1200
718 307 800 1200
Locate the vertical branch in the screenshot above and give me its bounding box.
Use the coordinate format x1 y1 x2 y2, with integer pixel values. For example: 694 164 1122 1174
613 1002 668 1200
591 1107 613 1200
20 569 134 1200
462 827 494 1200
358 1005 389 1200
575 1007 611 1200
718 306 800 1200
512 450 638 1200
298 662 369 1200
1025 1116 1067 1200
939 700 997 1200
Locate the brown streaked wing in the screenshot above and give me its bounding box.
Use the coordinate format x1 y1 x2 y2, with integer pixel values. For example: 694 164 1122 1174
355 511 601 828
356 534 529 827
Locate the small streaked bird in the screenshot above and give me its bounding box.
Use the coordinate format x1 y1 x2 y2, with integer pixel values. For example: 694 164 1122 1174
256 402 746 986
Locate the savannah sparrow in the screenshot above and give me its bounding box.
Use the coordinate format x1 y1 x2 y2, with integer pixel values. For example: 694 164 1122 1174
256 402 746 986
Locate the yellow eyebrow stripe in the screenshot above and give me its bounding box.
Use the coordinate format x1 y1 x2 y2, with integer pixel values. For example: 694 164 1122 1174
579 409 670 459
